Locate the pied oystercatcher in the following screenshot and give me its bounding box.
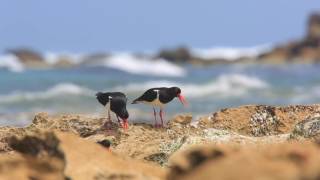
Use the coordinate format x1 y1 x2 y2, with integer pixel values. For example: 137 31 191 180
132 87 188 127
96 92 129 130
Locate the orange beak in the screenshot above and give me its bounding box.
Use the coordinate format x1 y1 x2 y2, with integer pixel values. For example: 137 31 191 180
178 94 188 107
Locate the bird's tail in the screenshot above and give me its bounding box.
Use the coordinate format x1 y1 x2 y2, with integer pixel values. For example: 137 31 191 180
131 99 140 104
96 92 103 98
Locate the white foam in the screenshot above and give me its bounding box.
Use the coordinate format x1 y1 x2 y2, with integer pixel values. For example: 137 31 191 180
0 83 94 103
98 53 186 77
192 44 271 60
113 74 269 98
0 54 24 72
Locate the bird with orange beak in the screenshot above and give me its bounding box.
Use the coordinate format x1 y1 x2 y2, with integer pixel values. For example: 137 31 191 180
132 87 188 127
96 92 129 130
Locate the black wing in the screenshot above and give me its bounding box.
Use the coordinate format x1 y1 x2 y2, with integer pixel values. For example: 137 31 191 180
96 92 127 106
132 88 165 103
96 92 111 106
109 92 128 118
158 88 176 104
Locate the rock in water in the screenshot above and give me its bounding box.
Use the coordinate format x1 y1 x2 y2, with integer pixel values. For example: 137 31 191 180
7 48 48 68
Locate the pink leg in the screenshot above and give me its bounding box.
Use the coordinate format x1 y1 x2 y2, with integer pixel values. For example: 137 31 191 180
160 109 164 128
117 115 123 128
153 107 158 128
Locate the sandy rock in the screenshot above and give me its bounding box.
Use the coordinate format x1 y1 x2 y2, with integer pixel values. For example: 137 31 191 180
0 153 66 180
30 113 118 137
168 142 320 180
0 104 319 173
171 114 192 125
3 130 166 180
56 131 166 180
2 131 67 180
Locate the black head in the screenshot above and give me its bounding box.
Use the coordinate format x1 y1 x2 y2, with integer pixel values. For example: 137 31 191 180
170 87 188 107
169 87 182 97
118 109 129 120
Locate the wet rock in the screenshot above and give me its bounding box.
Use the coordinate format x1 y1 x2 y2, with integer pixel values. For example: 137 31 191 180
157 46 192 63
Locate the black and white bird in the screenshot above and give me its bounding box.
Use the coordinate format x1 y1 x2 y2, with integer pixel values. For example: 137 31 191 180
96 92 129 130
132 87 188 127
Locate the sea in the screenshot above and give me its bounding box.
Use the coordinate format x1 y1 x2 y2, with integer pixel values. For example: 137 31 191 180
1 46 320 127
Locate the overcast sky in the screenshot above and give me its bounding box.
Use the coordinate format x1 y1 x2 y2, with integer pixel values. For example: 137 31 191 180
0 0 319 53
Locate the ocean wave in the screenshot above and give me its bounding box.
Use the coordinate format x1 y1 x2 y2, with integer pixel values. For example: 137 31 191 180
0 54 25 72
290 85 320 103
93 53 186 77
192 45 271 60
0 83 94 103
113 74 269 97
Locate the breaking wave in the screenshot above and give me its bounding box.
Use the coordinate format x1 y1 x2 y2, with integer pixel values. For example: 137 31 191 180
113 74 269 97
0 83 94 103
192 45 271 60
97 53 186 77
0 54 25 72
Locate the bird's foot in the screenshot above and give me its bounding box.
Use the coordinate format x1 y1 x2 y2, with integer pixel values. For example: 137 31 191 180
122 120 129 130
154 123 164 128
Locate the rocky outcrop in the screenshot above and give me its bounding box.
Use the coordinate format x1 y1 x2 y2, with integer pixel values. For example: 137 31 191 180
259 12 320 63
201 105 320 136
56 131 165 180
7 48 48 68
157 47 192 63
0 104 320 179
52 56 76 68
1 130 165 180
156 13 320 65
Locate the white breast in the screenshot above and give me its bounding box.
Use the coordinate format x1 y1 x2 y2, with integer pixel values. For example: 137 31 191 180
143 98 164 107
